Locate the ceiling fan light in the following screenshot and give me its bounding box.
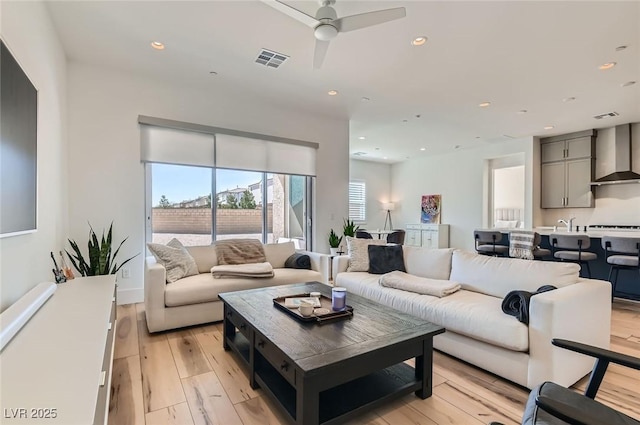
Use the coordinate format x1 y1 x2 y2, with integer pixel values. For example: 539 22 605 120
314 24 338 41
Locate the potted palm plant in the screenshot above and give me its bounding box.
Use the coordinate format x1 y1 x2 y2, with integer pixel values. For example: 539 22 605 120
342 218 360 238
328 229 343 255
66 222 138 276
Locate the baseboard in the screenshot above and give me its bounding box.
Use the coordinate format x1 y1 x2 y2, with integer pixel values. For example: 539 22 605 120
117 287 143 305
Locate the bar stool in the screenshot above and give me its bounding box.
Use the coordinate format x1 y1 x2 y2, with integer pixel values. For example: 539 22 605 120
601 236 640 300
532 232 552 259
550 234 597 278
474 230 509 257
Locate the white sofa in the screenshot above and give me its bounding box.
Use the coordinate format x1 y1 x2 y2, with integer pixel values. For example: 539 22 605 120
333 247 612 389
145 241 329 332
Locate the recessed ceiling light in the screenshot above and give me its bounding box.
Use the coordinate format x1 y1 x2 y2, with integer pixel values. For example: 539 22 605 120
599 62 616 70
454 145 461 149
411 36 428 46
361 96 370 101
383 156 388 159
150 41 165 50
209 71 218 75
517 110 528 114
375 147 380 151
615 45 627 51
562 97 576 102
402 119 408 122
544 125 555 130
358 136 366 140
621 81 636 87
327 90 338 96
479 102 491 107
420 147 426 151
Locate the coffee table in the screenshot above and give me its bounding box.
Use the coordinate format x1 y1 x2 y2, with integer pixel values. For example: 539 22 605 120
219 282 445 425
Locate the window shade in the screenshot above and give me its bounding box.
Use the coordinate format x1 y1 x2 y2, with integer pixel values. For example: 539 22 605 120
349 181 366 222
216 134 316 176
140 125 215 167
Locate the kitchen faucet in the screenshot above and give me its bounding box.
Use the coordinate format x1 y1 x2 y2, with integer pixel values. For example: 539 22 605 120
558 217 576 232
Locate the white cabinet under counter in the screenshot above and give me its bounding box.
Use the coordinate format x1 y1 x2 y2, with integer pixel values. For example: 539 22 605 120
405 224 450 248
0 275 117 424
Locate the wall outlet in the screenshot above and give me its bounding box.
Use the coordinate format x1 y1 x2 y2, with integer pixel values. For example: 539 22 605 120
122 268 131 279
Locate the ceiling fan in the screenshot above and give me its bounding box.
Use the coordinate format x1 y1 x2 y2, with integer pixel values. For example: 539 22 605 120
261 0 406 69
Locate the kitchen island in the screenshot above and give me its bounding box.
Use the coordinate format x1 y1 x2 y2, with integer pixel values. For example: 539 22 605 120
487 227 640 301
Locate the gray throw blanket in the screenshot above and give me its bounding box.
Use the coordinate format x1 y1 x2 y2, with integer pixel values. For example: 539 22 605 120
211 262 274 279
379 271 461 297
509 231 535 260
501 285 557 325
215 239 266 265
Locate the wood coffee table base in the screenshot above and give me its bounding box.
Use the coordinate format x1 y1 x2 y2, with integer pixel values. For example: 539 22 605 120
219 283 445 425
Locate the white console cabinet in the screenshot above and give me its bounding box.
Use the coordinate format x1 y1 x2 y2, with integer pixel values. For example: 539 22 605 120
0 276 117 424
405 224 450 248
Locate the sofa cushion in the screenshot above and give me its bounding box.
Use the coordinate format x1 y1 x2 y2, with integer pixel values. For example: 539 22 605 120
185 245 218 274
450 250 580 299
368 245 406 274
402 247 453 280
336 272 529 352
147 239 199 283
264 242 296 268
345 236 387 272
165 268 322 307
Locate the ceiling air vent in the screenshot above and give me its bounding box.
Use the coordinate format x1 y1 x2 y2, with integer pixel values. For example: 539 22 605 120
593 111 619 119
255 49 289 69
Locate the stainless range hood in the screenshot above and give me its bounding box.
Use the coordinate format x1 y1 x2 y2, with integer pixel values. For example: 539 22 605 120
591 124 640 185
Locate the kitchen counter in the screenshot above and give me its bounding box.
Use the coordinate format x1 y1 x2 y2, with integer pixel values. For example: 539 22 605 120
478 227 640 301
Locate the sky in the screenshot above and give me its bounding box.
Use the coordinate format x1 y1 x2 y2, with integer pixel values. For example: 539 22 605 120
151 164 262 206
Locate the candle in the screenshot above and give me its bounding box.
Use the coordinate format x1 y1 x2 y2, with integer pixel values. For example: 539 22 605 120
332 287 347 311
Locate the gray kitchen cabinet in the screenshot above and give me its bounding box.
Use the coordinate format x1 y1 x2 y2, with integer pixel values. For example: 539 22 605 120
540 130 595 208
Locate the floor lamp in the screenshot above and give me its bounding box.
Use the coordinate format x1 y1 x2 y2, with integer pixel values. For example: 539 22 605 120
383 202 395 231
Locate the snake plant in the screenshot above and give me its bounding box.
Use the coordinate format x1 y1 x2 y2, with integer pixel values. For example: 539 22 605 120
328 229 343 248
342 218 360 238
66 223 138 276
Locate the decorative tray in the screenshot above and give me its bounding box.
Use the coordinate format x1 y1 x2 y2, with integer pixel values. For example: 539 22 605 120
273 293 353 324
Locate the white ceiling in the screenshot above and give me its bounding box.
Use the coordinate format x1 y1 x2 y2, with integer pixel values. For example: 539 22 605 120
45 1 640 163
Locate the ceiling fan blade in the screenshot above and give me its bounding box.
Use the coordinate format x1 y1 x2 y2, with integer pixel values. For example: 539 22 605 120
334 7 406 33
260 0 320 28
313 40 330 69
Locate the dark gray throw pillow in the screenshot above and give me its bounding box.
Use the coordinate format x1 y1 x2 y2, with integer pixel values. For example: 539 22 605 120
284 253 311 270
368 245 406 274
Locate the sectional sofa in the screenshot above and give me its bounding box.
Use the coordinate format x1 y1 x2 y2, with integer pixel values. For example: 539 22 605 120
145 241 329 332
333 247 612 389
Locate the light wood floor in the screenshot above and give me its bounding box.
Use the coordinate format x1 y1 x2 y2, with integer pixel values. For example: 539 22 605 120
108 301 640 425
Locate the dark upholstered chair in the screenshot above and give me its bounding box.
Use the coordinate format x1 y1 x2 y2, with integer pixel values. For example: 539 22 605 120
474 230 509 256
490 338 640 425
355 230 373 239
601 236 640 300
386 230 406 245
551 234 598 278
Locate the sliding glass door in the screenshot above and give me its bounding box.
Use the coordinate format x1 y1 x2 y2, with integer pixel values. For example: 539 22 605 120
147 165 312 248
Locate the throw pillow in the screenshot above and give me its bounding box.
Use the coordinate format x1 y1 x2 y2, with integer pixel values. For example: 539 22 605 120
147 238 199 283
368 245 406 274
345 236 387 272
284 253 311 269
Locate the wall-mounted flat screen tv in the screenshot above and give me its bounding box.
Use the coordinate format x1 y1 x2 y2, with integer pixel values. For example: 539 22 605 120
1 40 38 237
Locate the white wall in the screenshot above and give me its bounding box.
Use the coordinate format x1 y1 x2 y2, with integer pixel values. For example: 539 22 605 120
0 1 68 312
349 159 392 230
67 62 349 303
539 123 640 227
391 138 535 251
